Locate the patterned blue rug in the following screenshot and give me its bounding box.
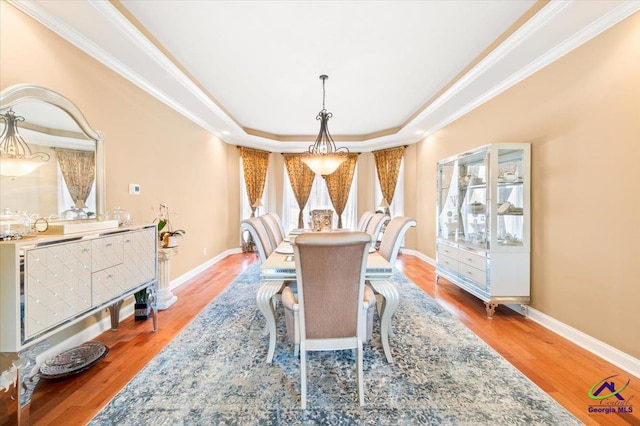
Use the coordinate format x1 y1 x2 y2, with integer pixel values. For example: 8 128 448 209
90 264 580 425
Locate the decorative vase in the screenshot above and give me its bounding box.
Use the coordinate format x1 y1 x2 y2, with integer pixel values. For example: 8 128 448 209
134 303 150 321
166 236 178 248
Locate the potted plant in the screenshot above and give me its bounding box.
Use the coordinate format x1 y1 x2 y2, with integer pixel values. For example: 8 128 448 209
154 203 186 248
134 288 150 321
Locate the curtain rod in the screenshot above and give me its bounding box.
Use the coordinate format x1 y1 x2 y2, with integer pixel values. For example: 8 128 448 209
236 145 271 154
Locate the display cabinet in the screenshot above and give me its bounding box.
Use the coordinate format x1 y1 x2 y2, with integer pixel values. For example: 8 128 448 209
436 143 530 316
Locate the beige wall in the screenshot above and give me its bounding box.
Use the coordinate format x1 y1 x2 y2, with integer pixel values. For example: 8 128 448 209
407 12 640 358
4 2 638 361
1 4 241 282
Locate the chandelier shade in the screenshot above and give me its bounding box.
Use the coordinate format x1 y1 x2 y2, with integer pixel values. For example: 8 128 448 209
301 75 349 176
0 109 50 177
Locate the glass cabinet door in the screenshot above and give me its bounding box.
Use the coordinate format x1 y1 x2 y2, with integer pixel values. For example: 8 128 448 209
494 147 528 248
458 148 488 250
437 159 459 242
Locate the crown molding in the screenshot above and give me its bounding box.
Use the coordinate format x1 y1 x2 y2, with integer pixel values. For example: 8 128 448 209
8 0 639 151
417 0 640 137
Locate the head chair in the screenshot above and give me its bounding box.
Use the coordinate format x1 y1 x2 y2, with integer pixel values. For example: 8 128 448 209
287 231 373 408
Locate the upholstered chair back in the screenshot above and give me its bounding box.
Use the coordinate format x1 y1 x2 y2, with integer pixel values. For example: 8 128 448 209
259 213 284 248
356 211 375 232
378 216 417 265
266 212 285 241
294 232 370 339
364 213 390 243
291 231 372 408
240 217 275 262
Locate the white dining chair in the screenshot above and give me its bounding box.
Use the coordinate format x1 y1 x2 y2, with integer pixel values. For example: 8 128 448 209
259 213 285 249
240 217 275 263
364 212 389 245
283 231 373 408
356 211 375 232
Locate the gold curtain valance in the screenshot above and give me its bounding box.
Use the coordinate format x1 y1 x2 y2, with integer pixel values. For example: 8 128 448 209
240 147 269 217
324 153 358 229
283 153 315 228
373 146 405 214
56 148 95 209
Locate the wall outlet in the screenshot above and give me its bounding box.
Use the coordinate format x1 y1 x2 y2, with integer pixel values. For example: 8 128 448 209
202 248 207 256
129 184 140 195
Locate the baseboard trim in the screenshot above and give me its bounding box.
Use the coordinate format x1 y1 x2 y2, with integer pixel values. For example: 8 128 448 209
527 307 640 378
169 247 243 291
402 249 435 266
404 250 639 378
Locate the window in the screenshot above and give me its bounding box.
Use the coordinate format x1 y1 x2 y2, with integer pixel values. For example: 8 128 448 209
374 157 404 217
282 166 358 234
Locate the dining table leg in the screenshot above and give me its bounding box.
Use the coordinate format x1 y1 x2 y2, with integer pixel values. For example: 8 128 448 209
256 280 285 363
368 280 399 363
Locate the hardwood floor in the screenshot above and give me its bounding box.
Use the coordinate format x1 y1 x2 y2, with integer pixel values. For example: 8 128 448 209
14 253 640 425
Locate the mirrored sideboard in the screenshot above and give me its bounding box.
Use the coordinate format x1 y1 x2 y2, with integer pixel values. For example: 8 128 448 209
0 224 158 354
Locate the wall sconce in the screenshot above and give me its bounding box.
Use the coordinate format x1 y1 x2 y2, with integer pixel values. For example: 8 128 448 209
0 109 50 177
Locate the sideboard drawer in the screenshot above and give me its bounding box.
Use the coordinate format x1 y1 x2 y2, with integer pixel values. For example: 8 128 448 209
458 263 487 288
92 265 123 306
458 250 487 271
92 235 123 271
437 253 458 273
438 244 459 259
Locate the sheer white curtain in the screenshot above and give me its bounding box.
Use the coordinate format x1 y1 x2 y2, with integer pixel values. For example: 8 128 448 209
375 158 404 217
282 166 358 234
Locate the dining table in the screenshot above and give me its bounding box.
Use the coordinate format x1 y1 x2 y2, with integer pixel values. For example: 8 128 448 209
257 233 400 363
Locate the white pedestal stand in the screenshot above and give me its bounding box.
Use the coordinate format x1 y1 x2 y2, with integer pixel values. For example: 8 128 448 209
157 247 178 310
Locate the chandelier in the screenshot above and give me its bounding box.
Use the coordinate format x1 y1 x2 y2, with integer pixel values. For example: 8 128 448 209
301 75 349 176
0 109 50 177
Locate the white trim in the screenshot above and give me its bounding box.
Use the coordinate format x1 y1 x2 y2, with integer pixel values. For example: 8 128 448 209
169 247 242 291
407 250 639 378
402 249 436 267
527 307 640 378
421 1 640 137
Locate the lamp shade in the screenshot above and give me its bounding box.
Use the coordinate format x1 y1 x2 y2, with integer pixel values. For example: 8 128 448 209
0 109 50 177
0 158 46 177
301 153 346 176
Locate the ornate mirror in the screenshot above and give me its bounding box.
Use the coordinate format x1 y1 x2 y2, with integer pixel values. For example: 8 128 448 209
0 84 105 227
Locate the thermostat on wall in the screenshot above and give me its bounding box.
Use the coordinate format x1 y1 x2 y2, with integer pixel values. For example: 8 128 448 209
129 184 140 195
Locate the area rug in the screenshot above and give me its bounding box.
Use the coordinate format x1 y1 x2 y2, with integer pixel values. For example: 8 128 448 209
90 264 580 425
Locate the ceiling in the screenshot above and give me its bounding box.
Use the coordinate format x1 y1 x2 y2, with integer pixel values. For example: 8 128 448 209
9 0 639 152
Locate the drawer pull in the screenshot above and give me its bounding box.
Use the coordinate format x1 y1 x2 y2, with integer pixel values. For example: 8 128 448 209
82 248 90 253
125 239 131 243
106 243 113 247
107 274 114 279
467 258 473 262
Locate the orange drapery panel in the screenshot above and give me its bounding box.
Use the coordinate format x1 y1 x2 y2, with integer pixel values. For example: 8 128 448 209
56 149 95 209
282 153 315 228
373 146 404 215
324 154 358 229
240 147 269 217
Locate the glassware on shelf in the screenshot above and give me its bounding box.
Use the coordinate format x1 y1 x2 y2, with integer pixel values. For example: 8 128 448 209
0 208 30 240
107 206 131 226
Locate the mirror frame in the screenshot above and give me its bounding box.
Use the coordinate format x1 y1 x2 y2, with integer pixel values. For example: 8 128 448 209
0 84 105 217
